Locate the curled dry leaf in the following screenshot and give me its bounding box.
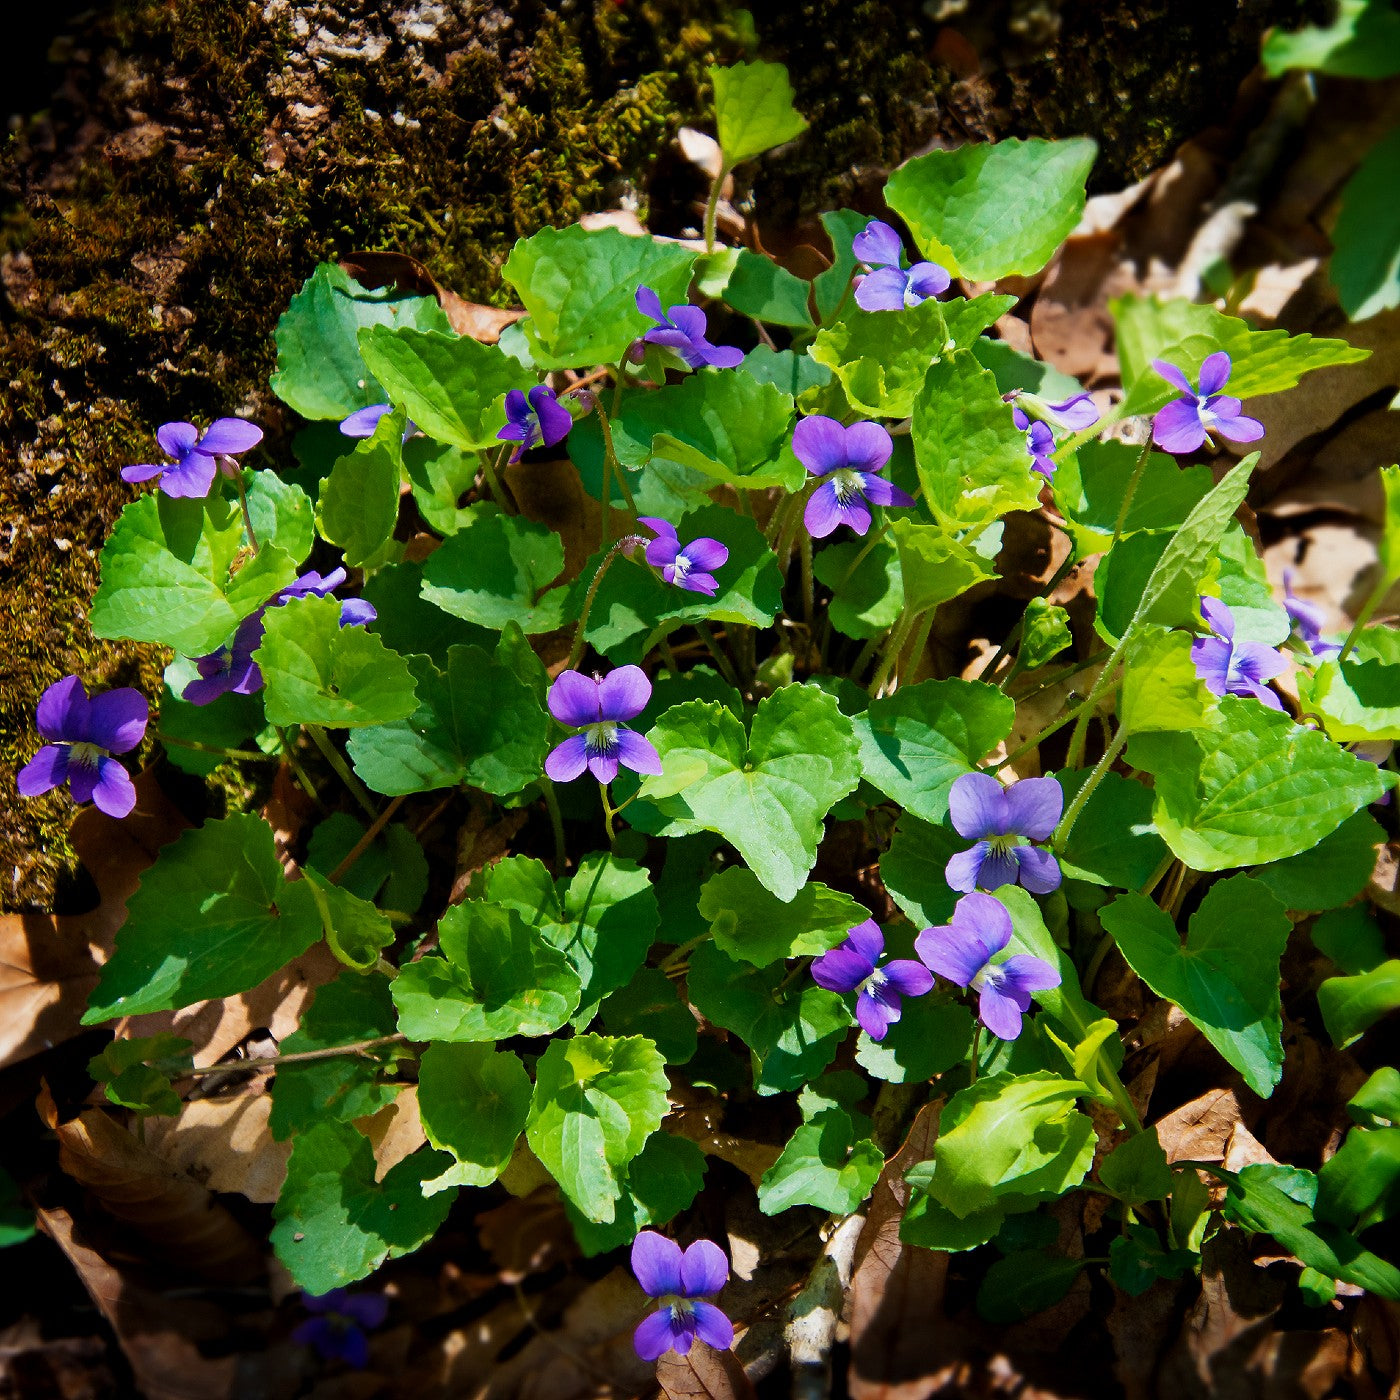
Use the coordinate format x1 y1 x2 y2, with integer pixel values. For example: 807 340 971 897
656 1342 757 1400
142 1091 291 1204
357 1084 428 1182
0 770 185 1070
45 1098 263 1284
1154 1087 1246 1163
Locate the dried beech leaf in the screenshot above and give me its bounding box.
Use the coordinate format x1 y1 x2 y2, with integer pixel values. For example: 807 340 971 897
656 1342 757 1400
142 1092 290 1204
357 1084 427 1182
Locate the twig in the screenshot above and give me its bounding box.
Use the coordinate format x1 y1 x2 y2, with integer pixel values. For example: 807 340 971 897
181 1034 406 1077
327 794 407 885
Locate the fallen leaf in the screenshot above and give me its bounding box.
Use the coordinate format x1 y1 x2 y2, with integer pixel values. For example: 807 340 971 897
357 1084 427 1181
142 1091 291 1204
476 1188 578 1283
657 1343 757 1400
1155 1088 1245 1164
847 1102 958 1400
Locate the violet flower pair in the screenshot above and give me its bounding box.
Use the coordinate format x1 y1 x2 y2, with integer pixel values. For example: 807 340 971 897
637 519 728 596
1010 392 1099 480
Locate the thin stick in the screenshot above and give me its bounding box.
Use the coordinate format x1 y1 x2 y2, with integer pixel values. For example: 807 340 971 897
182 1034 405 1077
306 724 379 820
541 777 567 874
480 443 517 515
327 794 407 885
231 467 260 554
274 725 321 803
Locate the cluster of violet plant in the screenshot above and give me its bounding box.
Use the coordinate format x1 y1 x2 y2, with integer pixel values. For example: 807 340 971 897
20 60 1400 1370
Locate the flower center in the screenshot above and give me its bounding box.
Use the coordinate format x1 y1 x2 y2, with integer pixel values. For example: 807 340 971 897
585 722 619 756
972 962 1006 994
672 553 692 582
68 741 104 770
901 275 923 308
857 968 890 1003
986 833 1020 857
661 1294 695 1322
831 469 866 504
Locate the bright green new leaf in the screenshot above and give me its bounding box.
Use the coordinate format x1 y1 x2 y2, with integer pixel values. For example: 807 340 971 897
758 1109 883 1215
1017 598 1072 671
1262 0 1400 78
711 60 808 166
268 974 401 1141
392 901 580 1042
1204 523 1291 645
888 519 996 614
1100 878 1290 1097
1255 810 1385 912
300 867 395 971
1381 464 1400 582
403 438 478 535
526 1034 670 1223
502 225 696 369
420 510 567 633
1350 1067 1400 1129
91 494 297 655
697 867 868 966
1302 625 1400 740
813 208 869 322
1317 1124 1400 1232
885 137 1097 280
811 299 951 419
84 813 322 1021
741 345 833 399
1318 961 1400 1047
315 407 404 567
1099 1128 1173 1205
716 248 813 328
900 1191 1007 1252
89 1034 193 1117
566 1133 707 1256
646 375 800 492
1112 295 1369 417
1129 696 1392 869
270 263 450 420
417 1043 532 1191
853 679 1015 824
357 324 521 448
913 350 1044 527
243 469 315 566
346 635 550 796
256 594 419 728
687 941 852 1095
271 1121 455 1292
1118 626 1220 736
637 687 861 901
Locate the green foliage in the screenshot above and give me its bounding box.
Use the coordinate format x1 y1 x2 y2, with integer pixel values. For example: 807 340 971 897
315 407 406 567
1262 0 1400 78
697 867 867 966
710 60 808 166
758 1109 883 1214
566 1133 707 1256
1318 962 1400 1047
885 137 1097 280
88 1034 193 1117
417 1043 532 1191
420 511 568 633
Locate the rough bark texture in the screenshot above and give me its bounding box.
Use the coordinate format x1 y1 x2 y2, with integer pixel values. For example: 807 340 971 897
1 0 1294 904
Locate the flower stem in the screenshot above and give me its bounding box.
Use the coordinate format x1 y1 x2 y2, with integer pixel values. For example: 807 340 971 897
1054 722 1128 850
869 610 919 695
1336 571 1391 664
969 1023 981 1085
274 725 321 804
541 777 567 875
155 730 277 763
568 536 643 669
659 933 708 973
327 794 407 885
697 620 744 690
306 724 379 820
703 162 731 253
480 443 517 515
232 467 260 554
1111 439 1154 550
598 781 618 850
799 530 815 631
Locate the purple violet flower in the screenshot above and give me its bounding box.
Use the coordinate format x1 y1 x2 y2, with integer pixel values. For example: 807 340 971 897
1012 407 1058 480
497 386 573 464
944 772 1063 895
340 403 418 442
1191 596 1286 711
17 675 148 819
637 518 729 596
1032 392 1100 432
810 919 934 1041
121 418 263 498
292 1288 388 1369
631 1232 734 1361
915 892 1061 1041
1151 353 1264 455
851 220 950 311
1282 569 1340 660
635 287 744 370
794 416 915 539
182 568 377 706
545 666 663 784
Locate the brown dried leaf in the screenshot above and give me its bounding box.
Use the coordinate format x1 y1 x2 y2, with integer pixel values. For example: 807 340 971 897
357 1084 427 1181
142 1091 290 1204
50 1105 263 1283
656 1343 757 1400
1154 1088 1245 1164
475 1188 577 1284
847 1102 957 1400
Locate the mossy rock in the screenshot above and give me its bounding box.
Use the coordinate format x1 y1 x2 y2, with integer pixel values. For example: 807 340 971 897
0 0 1292 905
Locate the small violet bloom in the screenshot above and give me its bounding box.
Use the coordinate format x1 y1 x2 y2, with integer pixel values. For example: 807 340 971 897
1151 353 1264 455
292 1288 388 1369
794 416 914 539
1026 391 1100 433
631 1231 734 1361
851 220 950 311
945 771 1063 895
497 385 573 464
1012 407 1057 480
810 919 933 1041
915 892 1061 1041
1191 596 1286 711
1282 569 1340 660
339 403 418 442
638 517 729 596
183 568 376 706
635 286 744 370
18 675 148 819
545 666 663 785
122 418 263 499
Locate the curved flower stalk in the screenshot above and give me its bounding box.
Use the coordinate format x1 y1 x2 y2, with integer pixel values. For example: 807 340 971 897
631 1232 734 1360
810 919 933 1040
18 675 148 818
1191 596 1286 710
793 416 913 538
1151 353 1263 454
916 892 1060 1040
497 386 573 463
638 518 729 596
851 219 950 311
945 772 1063 894
545 666 663 783
122 418 263 498
635 286 744 370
